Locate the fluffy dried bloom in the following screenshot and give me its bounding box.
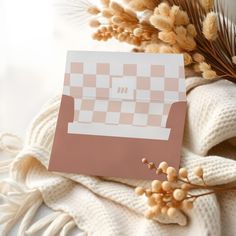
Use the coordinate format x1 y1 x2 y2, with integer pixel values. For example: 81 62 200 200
199 62 211 71
200 0 214 11
203 70 217 80
157 2 170 16
183 53 192 65
150 15 173 31
145 43 161 53
187 24 197 37
176 35 196 51
159 45 174 53
128 0 147 11
158 31 176 45
203 12 218 41
193 53 205 63
175 10 189 26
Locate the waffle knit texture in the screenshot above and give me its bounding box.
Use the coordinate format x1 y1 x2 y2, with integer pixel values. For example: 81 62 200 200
1 77 236 236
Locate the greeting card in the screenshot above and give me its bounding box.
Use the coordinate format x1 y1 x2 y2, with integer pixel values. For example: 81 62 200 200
49 51 186 179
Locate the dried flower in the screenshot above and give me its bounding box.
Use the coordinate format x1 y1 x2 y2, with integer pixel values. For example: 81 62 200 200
86 0 236 83
203 12 218 41
200 0 214 11
135 159 236 221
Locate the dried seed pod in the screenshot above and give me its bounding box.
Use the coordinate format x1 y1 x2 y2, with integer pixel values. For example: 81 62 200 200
194 166 204 178
151 180 162 192
162 181 172 192
159 161 168 172
158 31 176 45
167 207 177 217
179 168 188 179
173 189 186 201
135 186 145 195
150 15 173 31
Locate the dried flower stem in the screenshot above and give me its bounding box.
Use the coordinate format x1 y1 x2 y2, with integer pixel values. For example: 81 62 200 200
136 158 236 220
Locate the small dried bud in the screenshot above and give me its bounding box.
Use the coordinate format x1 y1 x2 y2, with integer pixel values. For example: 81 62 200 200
151 180 162 192
194 166 204 178
87 6 100 15
161 206 168 214
179 168 188 179
167 207 177 217
166 167 177 177
135 187 145 195
148 162 155 169
142 158 148 164
159 161 168 172
162 181 172 192
167 174 177 182
203 12 218 41
173 189 186 201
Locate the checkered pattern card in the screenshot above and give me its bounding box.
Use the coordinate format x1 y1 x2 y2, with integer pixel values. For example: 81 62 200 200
49 51 187 179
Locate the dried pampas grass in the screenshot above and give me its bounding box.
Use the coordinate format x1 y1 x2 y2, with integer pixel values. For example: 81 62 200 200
62 0 236 83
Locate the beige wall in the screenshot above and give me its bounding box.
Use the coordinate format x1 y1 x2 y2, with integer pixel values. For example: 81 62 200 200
226 0 236 22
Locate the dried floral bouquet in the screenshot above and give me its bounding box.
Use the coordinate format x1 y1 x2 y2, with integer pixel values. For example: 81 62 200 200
87 0 236 83
134 158 236 221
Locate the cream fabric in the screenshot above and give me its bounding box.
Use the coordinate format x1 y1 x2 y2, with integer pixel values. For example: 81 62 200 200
1 78 236 236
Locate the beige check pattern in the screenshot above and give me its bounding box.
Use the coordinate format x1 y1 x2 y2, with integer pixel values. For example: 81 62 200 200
63 62 186 127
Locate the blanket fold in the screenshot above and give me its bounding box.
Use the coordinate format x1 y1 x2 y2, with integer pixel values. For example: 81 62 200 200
1 79 236 236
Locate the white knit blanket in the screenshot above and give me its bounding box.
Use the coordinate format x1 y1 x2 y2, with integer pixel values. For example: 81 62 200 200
1 77 236 236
